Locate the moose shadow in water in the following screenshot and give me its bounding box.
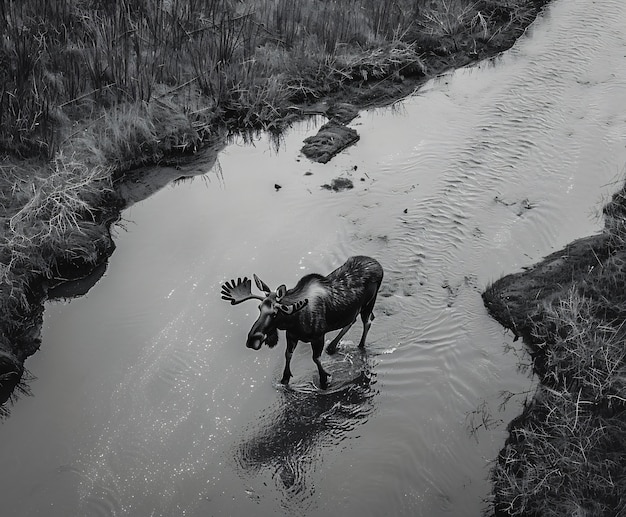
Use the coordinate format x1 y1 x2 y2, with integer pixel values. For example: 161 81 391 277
234 349 377 507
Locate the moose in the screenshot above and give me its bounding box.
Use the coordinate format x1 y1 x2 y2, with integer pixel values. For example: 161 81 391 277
220 256 383 389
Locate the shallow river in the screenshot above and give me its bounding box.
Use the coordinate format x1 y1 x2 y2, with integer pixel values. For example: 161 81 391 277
3 0 626 515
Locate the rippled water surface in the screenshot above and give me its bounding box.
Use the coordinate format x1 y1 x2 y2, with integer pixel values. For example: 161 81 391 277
3 0 626 515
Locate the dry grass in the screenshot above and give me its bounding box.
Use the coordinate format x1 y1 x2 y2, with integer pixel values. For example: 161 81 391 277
0 154 116 314
1 0 543 158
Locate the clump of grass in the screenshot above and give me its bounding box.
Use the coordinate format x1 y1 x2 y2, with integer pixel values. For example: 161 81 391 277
492 292 626 516
68 93 213 170
0 154 117 318
603 184 626 250
0 151 121 407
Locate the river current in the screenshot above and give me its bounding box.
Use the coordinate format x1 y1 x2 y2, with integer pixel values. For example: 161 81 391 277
2 0 626 515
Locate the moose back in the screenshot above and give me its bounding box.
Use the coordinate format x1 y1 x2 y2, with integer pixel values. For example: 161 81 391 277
221 256 383 389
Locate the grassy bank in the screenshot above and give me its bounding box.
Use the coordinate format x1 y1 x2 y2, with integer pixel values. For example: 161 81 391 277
0 0 550 410
1 0 547 161
483 184 626 515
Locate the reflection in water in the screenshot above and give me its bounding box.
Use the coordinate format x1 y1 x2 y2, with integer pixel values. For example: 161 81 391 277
47 261 109 300
235 350 376 511
116 139 225 208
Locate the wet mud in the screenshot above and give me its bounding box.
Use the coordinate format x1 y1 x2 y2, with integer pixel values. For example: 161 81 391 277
483 179 626 357
301 121 360 164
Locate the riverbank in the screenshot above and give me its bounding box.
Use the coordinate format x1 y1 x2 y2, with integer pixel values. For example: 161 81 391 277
483 183 626 515
0 0 552 411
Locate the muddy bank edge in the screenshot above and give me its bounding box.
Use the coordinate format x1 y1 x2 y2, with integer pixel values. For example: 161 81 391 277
483 182 626 515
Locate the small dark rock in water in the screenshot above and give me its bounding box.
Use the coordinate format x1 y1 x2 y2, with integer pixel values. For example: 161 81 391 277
274 184 282 191
404 208 408 214
304 171 313 176
321 177 354 192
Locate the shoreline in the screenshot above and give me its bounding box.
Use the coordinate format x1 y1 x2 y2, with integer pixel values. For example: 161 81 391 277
482 184 626 515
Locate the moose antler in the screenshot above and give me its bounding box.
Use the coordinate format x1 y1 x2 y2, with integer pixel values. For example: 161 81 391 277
221 277 266 305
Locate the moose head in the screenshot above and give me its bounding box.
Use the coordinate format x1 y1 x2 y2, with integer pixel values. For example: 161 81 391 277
221 275 308 350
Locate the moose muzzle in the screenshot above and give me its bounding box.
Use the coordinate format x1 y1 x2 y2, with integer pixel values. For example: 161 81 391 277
246 332 265 350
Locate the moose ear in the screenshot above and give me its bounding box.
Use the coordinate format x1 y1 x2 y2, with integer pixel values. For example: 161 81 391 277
253 274 271 295
278 298 308 315
275 284 287 301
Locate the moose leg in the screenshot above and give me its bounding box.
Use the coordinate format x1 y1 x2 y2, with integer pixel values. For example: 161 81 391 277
281 334 298 385
312 337 330 389
358 312 374 348
358 291 378 348
325 318 357 355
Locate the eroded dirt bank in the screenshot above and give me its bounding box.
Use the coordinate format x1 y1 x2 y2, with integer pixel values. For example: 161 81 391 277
482 184 626 515
482 234 610 346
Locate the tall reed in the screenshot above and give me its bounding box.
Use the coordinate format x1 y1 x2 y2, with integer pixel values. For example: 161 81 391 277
1 0 523 158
